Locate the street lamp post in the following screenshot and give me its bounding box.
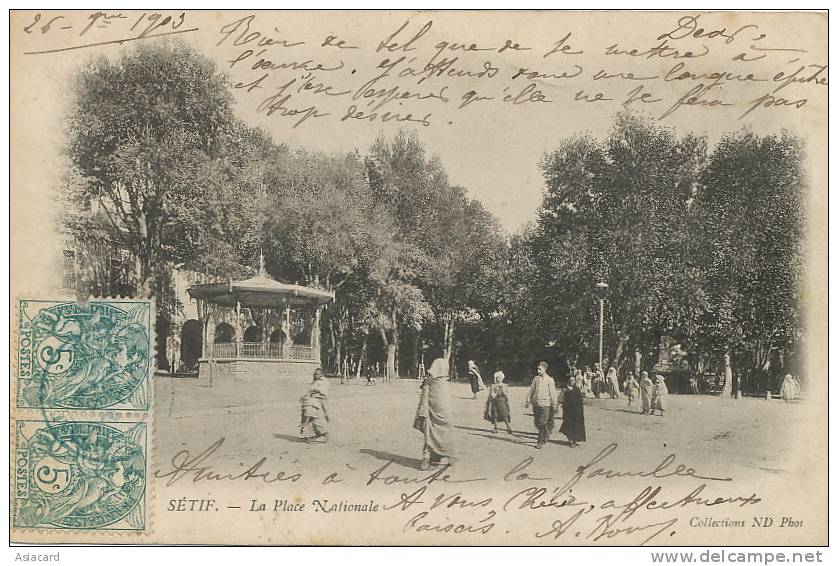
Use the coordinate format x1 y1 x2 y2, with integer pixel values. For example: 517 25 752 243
595 282 609 370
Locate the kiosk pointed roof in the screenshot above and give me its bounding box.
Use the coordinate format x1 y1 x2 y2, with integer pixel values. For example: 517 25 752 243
188 269 334 307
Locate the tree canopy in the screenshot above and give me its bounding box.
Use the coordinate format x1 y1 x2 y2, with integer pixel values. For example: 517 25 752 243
66 43 237 304
528 113 804 387
63 43 807 391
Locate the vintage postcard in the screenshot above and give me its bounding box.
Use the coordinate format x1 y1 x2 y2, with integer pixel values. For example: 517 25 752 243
10 10 827 546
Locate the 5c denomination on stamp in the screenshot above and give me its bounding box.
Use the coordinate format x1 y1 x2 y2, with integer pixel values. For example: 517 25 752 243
13 298 153 539
13 419 147 531
16 299 152 410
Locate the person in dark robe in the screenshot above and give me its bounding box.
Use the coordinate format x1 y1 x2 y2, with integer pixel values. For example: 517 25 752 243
414 358 455 470
559 373 586 447
591 363 607 398
467 360 485 399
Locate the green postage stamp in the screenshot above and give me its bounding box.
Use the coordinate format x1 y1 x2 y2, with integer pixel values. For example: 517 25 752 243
13 420 147 531
16 299 152 410
13 298 152 537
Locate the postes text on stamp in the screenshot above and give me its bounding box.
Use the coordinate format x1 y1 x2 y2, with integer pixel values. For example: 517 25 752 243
17 299 152 410
13 419 147 531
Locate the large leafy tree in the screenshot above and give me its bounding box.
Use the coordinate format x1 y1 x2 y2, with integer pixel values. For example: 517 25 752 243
66 42 235 302
598 114 707 369
262 150 375 289
365 240 433 381
169 120 277 279
366 130 443 244
457 225 542 382
692 130 805 386
529 134 610 368
365 131 509 375
531 113 805 394
532 113 707 372
420 185 506 366
362 131 440 378
261 149 381 373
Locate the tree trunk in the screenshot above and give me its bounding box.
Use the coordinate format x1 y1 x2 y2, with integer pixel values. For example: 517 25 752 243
135 255 144 296
613 335 627 370
334 337 343 377
698 352 708 375
442 319 450 360
355 333 368 379
393 325 400 381
380 327 397 383
449 337 458 380
328 316 340 373
634 349 643 375
753 342 774 394
410 330 420 378
722 349 733 399
138 213 158 299
442 316 455 363
386 340 397 383
334 316 346 377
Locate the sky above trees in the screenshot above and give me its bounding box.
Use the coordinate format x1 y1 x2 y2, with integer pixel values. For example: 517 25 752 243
12 11 825 233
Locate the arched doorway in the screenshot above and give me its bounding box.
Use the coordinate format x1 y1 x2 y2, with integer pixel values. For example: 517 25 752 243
269 329 285 357
293 329 311 345
155 315 170 372
180 319 203 371
214 322 236 358
243 325 263 343
269 329 284 343
214 322 235 343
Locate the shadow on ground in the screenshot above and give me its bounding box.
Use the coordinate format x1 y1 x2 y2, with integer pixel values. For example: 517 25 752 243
456 424 542 449
456 424 536 437
272 433 309 444
595 406 643 415
359 448 423 470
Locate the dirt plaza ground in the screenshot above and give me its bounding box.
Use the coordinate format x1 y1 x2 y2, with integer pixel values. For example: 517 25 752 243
154 374 808 479
150 373 823 545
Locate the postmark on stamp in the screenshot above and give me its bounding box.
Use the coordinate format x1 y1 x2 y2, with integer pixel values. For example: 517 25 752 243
16 299 152 410
13 419 147 531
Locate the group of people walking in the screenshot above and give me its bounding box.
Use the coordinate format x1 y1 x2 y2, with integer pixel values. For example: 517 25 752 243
565 363 619 399
414 359 587 468
521 361 587 449
623 371 669 415
570 363 669 416
296 359 665 471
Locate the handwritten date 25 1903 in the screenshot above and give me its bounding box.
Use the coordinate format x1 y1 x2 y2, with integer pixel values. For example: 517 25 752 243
21 11 195 55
